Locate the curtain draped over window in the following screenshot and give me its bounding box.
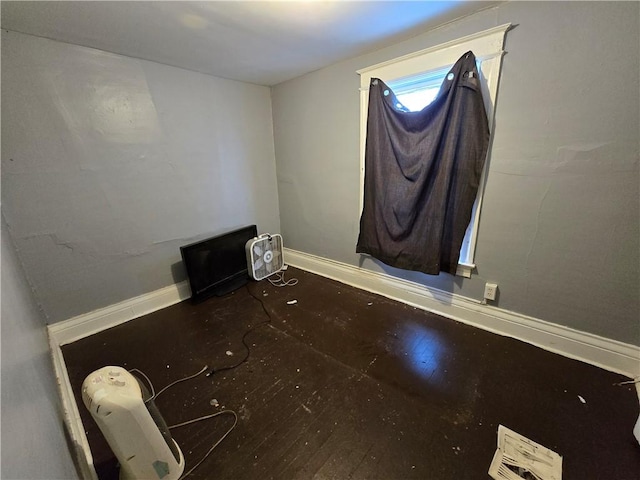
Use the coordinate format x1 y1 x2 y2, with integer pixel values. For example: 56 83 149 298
356 51 489 275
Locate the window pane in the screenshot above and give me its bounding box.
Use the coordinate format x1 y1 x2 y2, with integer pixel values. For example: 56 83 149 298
395 88 440 111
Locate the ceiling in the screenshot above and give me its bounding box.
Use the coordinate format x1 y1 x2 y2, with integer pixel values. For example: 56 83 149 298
1 1 500 86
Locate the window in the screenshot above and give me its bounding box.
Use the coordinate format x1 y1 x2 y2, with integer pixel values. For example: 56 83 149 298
357 24 511 277
387 65 452 111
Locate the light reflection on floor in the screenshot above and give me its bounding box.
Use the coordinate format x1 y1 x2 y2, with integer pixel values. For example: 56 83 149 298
397 321 447 384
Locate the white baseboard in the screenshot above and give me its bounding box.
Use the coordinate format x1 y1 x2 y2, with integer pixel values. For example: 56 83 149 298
284 248 640 379
48 331 98 480
48 280 191 480
49 280 191 346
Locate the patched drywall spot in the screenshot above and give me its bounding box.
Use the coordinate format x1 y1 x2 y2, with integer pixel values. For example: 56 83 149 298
555 142 638 174
46 56 163 151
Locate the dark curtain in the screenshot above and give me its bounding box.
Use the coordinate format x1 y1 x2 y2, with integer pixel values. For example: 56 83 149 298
356 51 489 275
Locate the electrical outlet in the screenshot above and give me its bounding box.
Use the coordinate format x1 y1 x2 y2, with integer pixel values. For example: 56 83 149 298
484 282 498 301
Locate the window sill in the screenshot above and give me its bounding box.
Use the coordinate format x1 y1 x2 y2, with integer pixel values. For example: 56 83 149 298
456 262 475 278
360 252 475 278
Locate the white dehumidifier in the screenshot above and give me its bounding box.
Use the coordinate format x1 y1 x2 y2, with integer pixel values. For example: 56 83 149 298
245 233 284 281
82 366 185 480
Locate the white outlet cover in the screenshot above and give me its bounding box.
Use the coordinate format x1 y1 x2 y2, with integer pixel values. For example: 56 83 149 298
484 283 498 300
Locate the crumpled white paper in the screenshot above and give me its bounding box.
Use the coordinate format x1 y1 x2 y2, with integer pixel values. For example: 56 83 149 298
488 425 562 480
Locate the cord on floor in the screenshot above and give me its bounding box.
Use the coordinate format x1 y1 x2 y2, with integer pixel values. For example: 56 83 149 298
170 410 238 480
267 270 298 287
130 365 238 479
205 286 272 377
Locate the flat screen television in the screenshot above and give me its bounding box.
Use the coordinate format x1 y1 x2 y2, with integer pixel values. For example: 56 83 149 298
180 225 258 302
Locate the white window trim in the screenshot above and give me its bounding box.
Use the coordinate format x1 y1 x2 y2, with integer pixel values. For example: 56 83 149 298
357 24 511 278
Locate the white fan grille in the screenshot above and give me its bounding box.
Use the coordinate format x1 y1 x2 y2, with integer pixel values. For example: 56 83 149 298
247 234 284 281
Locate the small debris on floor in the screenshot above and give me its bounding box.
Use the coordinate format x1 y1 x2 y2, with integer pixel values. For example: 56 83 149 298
578 395 586 404
210 398 219 407
226 350 233 356
287 300 298 305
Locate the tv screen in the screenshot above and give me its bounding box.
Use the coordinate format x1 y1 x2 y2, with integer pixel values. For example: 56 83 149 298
180 225 258 302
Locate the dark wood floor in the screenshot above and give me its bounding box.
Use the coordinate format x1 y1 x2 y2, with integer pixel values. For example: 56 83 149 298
62 267 640 480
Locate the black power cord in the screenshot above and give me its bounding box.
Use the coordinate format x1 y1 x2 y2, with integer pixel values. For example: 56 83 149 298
120 286 277 479
206 284 273 377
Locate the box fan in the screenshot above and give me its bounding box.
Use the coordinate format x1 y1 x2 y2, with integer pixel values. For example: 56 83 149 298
245 233 284 280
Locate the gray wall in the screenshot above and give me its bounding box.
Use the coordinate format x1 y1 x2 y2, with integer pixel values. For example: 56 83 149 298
272 2 640 345
2 31 281 323
1 215 79 479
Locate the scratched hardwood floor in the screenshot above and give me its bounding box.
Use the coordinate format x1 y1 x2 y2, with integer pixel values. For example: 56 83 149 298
62 267 640 480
